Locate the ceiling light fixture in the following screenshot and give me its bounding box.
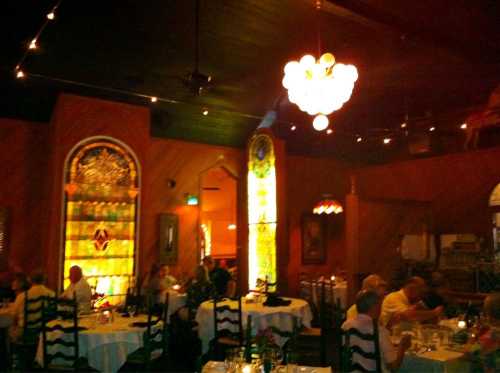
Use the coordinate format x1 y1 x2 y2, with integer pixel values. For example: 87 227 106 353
150 96 157 103
283 53 358 131
15 70 25 79
29 39 37 50
460 123 467 129
326 128 333 135
202 108 209 116
429 126 435 132
401 122 407 128
47 12 55 20
312 114 329 131
383 138 391 144
290 125 296 131
356 136 363 143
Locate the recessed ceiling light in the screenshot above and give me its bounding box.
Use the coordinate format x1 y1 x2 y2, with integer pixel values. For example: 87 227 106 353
290 125 296 131
429 126 435 132
460 123 467 129
202 109 209 116
356 136 362 143
383 138 391 144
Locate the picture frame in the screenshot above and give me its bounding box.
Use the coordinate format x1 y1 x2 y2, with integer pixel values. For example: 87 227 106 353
301 213 326 264
159 213 179 265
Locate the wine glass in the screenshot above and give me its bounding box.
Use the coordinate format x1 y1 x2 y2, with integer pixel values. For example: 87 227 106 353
127 305 137 318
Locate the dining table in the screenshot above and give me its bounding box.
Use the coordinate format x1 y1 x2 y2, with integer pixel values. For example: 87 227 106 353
393 321 471 373
299 279 348 309
196 297 313 355
35 312 161 373
160 289 187 320
202 360 331 373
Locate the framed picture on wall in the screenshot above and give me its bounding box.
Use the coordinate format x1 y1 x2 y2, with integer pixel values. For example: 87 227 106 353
159 213 179 265
301 213 326 264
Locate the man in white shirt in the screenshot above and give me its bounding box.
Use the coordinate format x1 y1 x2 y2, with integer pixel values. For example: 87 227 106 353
61 266 92 313
342 290 412 372
380 276 443 328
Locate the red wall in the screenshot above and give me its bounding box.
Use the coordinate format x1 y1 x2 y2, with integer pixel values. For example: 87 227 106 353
285 155 350 295
354 148 500 234
0 119 50 273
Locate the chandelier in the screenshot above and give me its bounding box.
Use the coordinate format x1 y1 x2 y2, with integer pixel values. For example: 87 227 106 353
313 197 343 215
282 53 358 131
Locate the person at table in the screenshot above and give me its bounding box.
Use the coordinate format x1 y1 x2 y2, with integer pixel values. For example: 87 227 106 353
141 263 164 304
11 272 30 297
347 274 388 320
342 290 412 372
185 265 214 317
380 276 444 328
11 270 54 339
61 265 92 313
159 264 177 289
472 292 500 373
202 255 232 297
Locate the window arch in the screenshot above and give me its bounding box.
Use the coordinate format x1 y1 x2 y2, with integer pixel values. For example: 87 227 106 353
62 137 139 305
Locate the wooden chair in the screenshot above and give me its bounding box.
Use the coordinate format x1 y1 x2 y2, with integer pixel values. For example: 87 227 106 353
124 293 170 371
209 297 243 360
341 318 382 373
11 292 54 370
41 297 92 371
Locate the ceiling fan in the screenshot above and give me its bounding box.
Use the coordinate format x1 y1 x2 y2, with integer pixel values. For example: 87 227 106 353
183 0 212 96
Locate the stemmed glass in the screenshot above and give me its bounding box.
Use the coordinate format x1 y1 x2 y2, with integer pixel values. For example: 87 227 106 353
127 305 137 318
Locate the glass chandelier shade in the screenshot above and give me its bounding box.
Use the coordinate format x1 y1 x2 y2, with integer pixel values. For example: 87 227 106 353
282 53 358 130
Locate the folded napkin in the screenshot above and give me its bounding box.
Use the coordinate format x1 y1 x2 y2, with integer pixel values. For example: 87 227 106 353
263 294 291 307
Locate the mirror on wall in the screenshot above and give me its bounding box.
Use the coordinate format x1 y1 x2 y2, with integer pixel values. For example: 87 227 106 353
199 166 237 262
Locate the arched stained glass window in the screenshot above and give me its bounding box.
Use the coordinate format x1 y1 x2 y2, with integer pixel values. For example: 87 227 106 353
247 133 277 290
62 138 139 305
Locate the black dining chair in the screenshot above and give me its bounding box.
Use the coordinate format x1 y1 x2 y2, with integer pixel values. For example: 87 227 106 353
209 296 243 361
341 318 382 373
41 297 94 372
123 293 169 371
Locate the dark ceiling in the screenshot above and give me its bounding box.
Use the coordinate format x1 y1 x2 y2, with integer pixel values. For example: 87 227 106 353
1 0 500 163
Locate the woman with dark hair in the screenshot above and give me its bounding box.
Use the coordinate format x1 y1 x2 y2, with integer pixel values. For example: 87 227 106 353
141 263 162 304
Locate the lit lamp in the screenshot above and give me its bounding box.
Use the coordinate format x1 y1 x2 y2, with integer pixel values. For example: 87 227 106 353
185 194 199 206
313 196 343 215
282 53 358 131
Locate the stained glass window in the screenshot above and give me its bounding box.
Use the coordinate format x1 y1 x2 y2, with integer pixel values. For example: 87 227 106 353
63 140 139 305
247 134 277 290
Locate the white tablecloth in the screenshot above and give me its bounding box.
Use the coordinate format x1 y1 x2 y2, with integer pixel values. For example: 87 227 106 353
400 348 471 373
299 280 347 309
203 360 331 373
196 298 313 354
35 314 158 373
160 290 187 320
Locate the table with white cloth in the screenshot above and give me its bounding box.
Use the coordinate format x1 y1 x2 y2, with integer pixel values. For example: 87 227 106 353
400 348 471 373
203 360 331 373
196 297 313 355
299 280 347 309
35 313 160 373
160 290 187 320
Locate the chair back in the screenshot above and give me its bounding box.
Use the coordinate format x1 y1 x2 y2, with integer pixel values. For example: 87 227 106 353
213 296 243 345
142 292 169 367
23 291 53 345
41 297 80 370
341 318 382 373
